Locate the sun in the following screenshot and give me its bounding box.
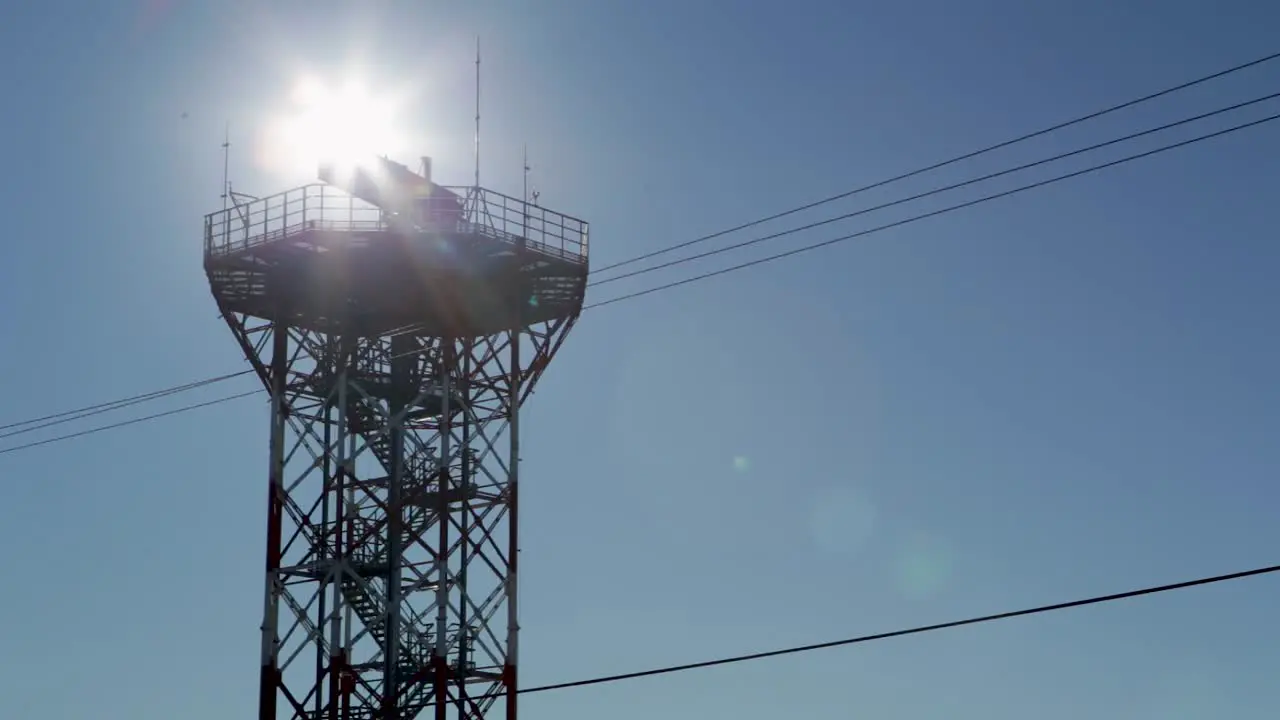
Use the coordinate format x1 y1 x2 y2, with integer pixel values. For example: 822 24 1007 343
259 75 407 180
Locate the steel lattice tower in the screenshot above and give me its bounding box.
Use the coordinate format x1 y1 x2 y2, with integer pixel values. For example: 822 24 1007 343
203 157 588 719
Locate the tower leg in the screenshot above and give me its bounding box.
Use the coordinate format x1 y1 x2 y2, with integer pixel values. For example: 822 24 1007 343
504 324 520 720
258 323 288 720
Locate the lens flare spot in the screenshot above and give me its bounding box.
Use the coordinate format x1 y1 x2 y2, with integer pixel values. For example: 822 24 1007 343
894 534 953 600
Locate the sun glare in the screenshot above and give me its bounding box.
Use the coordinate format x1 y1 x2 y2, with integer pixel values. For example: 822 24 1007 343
260 76 407 180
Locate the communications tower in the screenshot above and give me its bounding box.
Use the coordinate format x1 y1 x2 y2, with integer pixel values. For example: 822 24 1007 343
203 155 589 719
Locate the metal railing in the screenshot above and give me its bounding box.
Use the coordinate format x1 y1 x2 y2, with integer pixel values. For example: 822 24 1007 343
455 185 589 262
204 183 589 264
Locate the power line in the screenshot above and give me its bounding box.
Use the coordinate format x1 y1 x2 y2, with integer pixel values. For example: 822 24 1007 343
7 64 1280 449
585 109 1280 310
0 390 261 456
520 561 1280 695
0 370 255 440
11 54 1274 431
589 91 1280 289
0 369 252 433
589 49 1280 278
7 108 1279 455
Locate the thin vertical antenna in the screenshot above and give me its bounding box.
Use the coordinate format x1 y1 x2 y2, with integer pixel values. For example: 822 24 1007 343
522 144 530 248
221 121 230 212
474 36 481 190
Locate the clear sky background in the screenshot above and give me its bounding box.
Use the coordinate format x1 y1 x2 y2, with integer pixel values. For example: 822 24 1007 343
1 0 1278 717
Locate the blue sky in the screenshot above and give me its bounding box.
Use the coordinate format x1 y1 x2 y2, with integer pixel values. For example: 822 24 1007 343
2 0 1278 717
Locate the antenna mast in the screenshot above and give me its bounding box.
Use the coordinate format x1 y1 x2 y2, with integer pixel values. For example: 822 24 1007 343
221 122 230 212
474 36 481 189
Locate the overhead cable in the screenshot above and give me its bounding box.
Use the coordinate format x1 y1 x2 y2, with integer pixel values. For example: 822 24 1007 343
588 91 1280 289
589 49 1280 278
521 561 1280 695
6 71 1280 450
586 109 1280 309
7 110 1279 453
0 390 261 456
0 370 254 439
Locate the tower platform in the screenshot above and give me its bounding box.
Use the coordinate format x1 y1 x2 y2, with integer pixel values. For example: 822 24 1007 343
203 183 589 337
